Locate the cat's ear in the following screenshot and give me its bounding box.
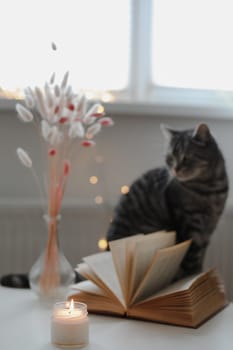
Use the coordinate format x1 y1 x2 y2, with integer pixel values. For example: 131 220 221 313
192 123 211 144
160 124 177 141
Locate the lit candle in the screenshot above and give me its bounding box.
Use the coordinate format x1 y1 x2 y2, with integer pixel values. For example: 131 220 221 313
51 300 89 348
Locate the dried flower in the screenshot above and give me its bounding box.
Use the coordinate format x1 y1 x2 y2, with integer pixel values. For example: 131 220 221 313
51 42 57 51
68 122 85 139
63 160 70 176
48 148 57 156
61 71 69 90
24 93 35 109
99 117 114 127
50 72 56 84
16 103 34 122
15 73 114 297
59 117 69 124
84 103 103 119
48 126 63 146
16 72 113 217
86 123 102 137
41 120 51 140
35 87 47 119
81 140 96 147
67 103 75 111
16 148 32 168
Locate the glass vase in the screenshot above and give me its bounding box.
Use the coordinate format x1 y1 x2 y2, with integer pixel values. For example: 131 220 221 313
29 214 75 301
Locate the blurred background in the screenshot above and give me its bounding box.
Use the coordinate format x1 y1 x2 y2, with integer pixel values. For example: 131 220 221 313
0 0 233 298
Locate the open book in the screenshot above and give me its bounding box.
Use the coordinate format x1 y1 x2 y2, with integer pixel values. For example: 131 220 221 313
68 231 227 328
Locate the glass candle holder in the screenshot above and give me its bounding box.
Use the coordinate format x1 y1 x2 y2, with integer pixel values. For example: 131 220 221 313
51 300 89 348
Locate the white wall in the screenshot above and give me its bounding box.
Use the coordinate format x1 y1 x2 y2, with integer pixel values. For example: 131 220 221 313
1 109 233 206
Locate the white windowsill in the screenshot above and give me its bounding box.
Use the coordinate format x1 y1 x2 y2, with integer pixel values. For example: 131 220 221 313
1 87 233 120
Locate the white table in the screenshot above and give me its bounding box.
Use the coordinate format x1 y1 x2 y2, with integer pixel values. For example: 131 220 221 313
1 286 233 349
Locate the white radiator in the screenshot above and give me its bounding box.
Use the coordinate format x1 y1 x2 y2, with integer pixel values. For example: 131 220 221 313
0 204 232 300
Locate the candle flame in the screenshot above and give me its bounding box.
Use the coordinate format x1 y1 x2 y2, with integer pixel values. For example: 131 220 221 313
69 299 74 313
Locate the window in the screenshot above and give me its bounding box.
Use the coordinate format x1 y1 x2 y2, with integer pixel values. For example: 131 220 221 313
152 0 233 91
0 0 130 98
1 0 233 117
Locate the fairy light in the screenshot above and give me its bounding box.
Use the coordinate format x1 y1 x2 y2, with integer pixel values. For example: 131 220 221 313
97 104 105 114
85 91 94 99
89 176 98 185
101 92 114 103
95 196 103 204
95 155 104 164
121 185 129 194
98 238 108 251
86 133 94 139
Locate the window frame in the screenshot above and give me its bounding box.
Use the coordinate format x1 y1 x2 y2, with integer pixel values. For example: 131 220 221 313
1 0 233 120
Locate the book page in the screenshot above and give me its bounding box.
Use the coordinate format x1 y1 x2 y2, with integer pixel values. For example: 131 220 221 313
109 234 143 301
83 251 126 307
75 262 95 280
68 281 126 315
75 262 121 302
128 231 176 301
131 240 191 304
71 280 110 296
135 272 205 304
128 269 226 328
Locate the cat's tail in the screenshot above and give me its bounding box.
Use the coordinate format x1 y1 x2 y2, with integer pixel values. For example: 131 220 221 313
0 271 83 289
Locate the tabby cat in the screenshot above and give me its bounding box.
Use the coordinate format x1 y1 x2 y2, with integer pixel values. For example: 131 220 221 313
106 123 229 278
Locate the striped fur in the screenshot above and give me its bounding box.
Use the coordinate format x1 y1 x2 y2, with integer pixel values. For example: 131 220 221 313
106 124 229 278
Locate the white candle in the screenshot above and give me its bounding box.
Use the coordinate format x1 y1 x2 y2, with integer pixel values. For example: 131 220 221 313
51 300 89 348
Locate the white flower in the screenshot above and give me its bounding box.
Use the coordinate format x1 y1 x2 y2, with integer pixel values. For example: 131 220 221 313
24 87 35 109
34 87 48 119
16 148 32 168
76 95 87 117
83 103 104 124
24 94 34 109
54 85 60 97
83 115 96 125
64 85 72 98
98 117 114 127
44 83 55 109
85 103 102 119
56 95 66 118
61 71 69 90
68 122 85 139
41 120 51 140
51 42 57 51
86 123 102 137
16 103 34 122
50 72 55 84
81 140 96 147
48 126 63 145
60 107 73 119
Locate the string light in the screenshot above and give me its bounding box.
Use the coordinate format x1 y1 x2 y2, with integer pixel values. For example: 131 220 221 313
101 92 114 103
121 185 129 194
98 238 108 250
95 155 104 164
89 176 98 184
85 91 94 99
97 104 105 114
86 133 94 139
95 196 103 204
